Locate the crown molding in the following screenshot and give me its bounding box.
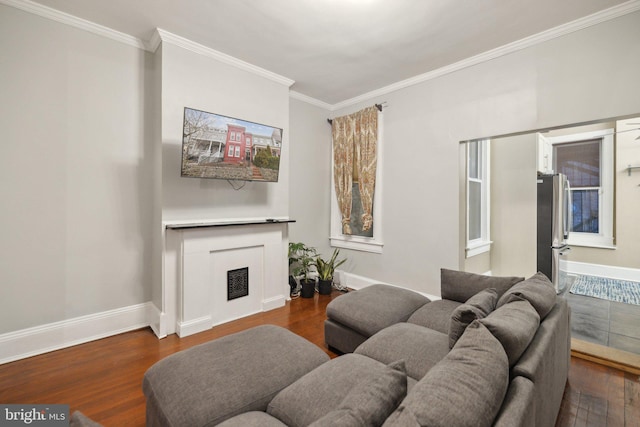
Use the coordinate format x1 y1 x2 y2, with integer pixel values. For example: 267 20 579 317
4 0 639 108
0 0 147 50
1 0 294 87
329 0 640 111
146 28 162 53
153 28 295 88
289 90 332 110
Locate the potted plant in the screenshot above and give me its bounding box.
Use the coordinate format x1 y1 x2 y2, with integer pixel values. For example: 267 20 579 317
314 248 347 295
288 242 318 298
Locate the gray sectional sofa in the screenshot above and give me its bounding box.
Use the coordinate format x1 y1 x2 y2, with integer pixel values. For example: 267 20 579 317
142 269 571 427
325 269 571 427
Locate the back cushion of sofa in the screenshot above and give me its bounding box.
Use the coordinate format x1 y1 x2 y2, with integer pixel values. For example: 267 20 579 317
448 288 498 349
480 295 540 366
382 321 509 427
441 269 524 303
496 272 556 320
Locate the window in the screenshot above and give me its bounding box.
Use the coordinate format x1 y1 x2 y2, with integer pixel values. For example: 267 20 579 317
228 146 234 156
330 108 383 253
548 129 614 248
466 139 491 257
234 146 241 157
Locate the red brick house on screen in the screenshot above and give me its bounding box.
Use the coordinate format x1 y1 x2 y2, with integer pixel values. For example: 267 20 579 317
223 124 250 164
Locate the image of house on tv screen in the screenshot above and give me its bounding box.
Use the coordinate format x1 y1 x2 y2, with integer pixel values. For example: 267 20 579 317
181 107 283 182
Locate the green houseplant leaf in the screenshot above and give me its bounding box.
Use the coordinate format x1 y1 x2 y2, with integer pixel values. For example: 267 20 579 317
288 242 318 282
314 249 347 281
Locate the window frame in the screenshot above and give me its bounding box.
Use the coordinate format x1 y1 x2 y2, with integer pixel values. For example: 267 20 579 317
466 139 491 258
547 129 614 249
330 111 384 254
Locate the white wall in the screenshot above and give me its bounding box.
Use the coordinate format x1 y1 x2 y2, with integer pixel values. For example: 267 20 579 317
288 98 332 256
0 4 292 352
154 37 292 331
485 118 640 277
160 42 290 223
0 5 153 333
292 11 640 297
489 134 538 277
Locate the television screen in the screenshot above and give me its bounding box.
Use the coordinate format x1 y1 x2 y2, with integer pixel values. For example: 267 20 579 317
181 107 283 182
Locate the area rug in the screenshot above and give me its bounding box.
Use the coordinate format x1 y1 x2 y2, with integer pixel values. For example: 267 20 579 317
570 274 640 305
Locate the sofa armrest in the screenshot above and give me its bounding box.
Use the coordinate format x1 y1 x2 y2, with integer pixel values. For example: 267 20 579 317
493 376 536 427
511 298 570 427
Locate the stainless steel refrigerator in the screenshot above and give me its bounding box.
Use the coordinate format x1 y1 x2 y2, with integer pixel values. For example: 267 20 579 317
537 173 571 294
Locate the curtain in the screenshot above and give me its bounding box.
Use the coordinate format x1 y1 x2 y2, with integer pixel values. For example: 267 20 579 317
332 106 378 234
355 106 378 231
332 114 354 234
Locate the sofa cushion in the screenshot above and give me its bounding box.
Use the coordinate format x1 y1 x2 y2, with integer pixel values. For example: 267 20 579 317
480 295 540 366
267 354 407 427
496 272 556 320
142 325 329 427
382 321 509 427
441 268 524 303
448 288 498 348
407 299 462 334
216 412 288 427
355 323 449 380
306 360 406 427
326 284 430 337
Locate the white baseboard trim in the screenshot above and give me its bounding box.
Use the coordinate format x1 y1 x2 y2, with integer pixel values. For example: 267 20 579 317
0 302 152 365
562 260 640 282
263 295 286 312
148 302 167 339
335 270 441 301
176 315 213 338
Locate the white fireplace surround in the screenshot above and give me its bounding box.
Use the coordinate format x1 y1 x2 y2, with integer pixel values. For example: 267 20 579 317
161 219 291 337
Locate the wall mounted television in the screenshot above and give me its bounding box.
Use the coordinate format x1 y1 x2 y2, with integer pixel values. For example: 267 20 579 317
181 107 283 182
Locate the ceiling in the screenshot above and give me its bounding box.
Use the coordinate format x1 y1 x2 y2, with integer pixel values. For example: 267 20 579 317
24 0 635 105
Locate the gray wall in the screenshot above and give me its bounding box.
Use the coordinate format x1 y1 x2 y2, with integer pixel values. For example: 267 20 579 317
0 5 153 333
160 42 290 223
0 6 292 337
489 134 538 278
290 11 640 296
288 98 332 257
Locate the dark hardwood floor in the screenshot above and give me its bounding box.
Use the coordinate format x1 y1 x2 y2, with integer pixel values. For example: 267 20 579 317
0 290 638 426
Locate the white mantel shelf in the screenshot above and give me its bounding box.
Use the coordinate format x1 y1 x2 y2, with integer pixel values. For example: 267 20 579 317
165 218 295 230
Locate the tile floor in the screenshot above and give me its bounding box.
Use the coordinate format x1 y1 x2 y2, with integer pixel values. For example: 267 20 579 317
561 275 640 355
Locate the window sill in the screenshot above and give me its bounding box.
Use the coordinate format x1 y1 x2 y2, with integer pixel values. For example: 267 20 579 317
567 241 616 250
466 241 492 258
331 236 383 254
568 234 615 249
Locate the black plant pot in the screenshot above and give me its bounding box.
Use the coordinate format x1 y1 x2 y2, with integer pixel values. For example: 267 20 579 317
318 279 332 295
300 279 316 298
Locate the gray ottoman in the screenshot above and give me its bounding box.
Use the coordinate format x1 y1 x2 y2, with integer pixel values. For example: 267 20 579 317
143 324 330 427
325 284 430 353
